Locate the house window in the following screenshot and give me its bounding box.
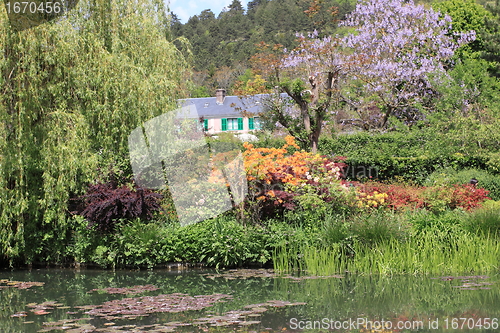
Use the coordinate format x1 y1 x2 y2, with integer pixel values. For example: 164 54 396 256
222 118 243 131
249 117 262 130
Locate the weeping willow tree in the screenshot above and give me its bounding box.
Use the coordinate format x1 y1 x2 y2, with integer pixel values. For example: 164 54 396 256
0 0 191 265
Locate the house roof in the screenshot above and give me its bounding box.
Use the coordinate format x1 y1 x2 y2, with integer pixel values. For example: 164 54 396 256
176 93 290 119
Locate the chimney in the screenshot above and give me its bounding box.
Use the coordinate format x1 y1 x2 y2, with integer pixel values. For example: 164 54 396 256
215 89 226 105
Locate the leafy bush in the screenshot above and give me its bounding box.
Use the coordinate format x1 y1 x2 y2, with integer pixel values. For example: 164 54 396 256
73 181 163 233
115 219 168 268
461 205 500 237
69 215 108 264
358 182 426 211
160 216 276 268
486 152 500 174
252 135 296 151
357 181 489 212
69 214 279 269
421 180 490 212
425 167 500 200
349 211 409 247
406 209 465 233
206 132 244 152
355 191 388 209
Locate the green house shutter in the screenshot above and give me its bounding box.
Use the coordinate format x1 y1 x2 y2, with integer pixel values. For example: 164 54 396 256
204 119 208 131
238 118 243 130
248 117 254 130
221 118 227 131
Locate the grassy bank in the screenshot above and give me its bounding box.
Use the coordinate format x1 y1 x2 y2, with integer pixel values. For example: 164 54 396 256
274 207 500 275
275 232 500 275
63 205 500 274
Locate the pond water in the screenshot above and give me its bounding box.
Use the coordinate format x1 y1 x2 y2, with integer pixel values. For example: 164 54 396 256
0 268 499 332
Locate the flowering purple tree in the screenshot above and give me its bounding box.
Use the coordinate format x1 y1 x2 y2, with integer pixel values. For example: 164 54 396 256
256 0 476 146
340 0 476 128
257 31 359 152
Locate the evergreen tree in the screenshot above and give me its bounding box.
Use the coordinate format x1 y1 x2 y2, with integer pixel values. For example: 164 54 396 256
170 0 355 92
228 0 245 12
482 1 500 77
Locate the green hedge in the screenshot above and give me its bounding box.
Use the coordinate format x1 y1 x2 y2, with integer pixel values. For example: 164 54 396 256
319 131 489 184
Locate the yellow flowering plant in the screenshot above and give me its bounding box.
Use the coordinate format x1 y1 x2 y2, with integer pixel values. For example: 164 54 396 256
356 191 389 209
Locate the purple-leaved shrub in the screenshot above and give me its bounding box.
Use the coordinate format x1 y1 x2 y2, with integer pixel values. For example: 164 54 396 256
73 182 163 233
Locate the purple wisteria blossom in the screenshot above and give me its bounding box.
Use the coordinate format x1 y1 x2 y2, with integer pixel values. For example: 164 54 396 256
282 30 348 74
269 30 357 152
340 0 476 126
262 0 476 144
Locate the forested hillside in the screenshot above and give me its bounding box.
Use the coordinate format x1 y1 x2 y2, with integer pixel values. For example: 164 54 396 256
170 0 356 96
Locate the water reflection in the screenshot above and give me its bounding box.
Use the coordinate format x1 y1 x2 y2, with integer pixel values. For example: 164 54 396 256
0 268 499 332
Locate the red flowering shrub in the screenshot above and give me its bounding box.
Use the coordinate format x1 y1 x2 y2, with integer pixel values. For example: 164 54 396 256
357 182 489 212
240 136 489 218
439 184 489 211
358 182 426 210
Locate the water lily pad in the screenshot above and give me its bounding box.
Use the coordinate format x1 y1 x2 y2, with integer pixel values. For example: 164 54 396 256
33 310 51 315
202 269 278 279
0 280 45 289
88 284 159 295
435 275 495 290
250 307 268 312
239 320 262 326
83 293 232 320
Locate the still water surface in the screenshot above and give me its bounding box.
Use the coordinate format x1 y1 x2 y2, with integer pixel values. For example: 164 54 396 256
0 268 499 332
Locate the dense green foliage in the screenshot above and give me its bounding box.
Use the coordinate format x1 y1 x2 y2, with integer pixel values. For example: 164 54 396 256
425 167 500 200
66 204 500 273
481 0 500 77
0 0 190 265
319 130 490 183
275 207 500 275
2 0 500 273
433 0 493 57
70 214 313 269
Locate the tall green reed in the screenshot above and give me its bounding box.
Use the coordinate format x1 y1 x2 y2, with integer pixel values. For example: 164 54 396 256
274 231 500 275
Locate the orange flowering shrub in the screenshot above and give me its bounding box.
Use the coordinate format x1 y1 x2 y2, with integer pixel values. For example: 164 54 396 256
243 135 324 185
242 136 348 218
206 150 244 187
